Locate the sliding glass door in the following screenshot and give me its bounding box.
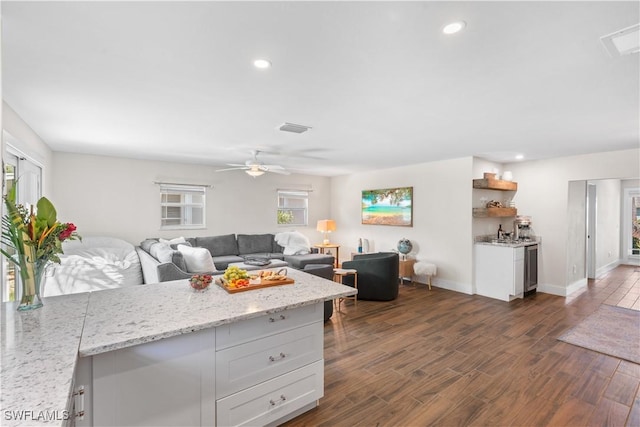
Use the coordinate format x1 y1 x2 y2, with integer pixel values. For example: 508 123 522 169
1 152 42 302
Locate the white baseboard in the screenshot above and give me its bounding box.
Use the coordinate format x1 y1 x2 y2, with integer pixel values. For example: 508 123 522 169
537 279 587 297
412 277 473 295
595 260 621 277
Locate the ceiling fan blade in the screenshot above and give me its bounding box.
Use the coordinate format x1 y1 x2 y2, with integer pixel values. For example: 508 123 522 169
216 166 248 172
261 164 285 170
226 163 247 167
263 168 291 175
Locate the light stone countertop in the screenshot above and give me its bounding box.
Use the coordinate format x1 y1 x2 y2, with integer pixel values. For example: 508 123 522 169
474 236 541 248
1 292 90 427
80 268 356 356
1 268 355 426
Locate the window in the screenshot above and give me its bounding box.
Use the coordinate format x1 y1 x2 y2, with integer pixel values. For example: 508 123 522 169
277 190 308 226
160 184 206 229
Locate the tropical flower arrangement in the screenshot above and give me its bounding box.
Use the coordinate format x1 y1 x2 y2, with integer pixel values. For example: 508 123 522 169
1 186 80 310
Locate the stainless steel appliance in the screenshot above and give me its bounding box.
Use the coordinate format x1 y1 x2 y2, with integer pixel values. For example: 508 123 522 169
524 244 538 294
514 215 532 240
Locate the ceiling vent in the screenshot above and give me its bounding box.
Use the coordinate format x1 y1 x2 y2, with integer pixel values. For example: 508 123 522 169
600 23 640 57
278 122 312 134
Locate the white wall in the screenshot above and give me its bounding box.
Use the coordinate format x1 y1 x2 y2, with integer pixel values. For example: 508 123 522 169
505 148 639 296
52 152 331 245
330 156 474 294
566 180 587 287
592 179 621 273
472 157 512 238
2 102 54 196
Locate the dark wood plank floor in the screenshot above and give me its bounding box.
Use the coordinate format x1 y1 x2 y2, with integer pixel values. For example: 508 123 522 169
283 265 640 427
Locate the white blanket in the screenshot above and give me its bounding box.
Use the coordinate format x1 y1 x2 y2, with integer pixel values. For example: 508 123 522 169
274 231 311 256
43 237 143 297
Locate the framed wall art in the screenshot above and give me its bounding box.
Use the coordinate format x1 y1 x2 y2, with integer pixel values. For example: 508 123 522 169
361 186 413 227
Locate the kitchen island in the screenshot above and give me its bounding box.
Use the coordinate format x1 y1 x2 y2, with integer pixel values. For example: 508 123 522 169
1 268 356 427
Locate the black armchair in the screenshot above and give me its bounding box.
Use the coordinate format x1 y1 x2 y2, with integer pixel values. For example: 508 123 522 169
341 252 399 301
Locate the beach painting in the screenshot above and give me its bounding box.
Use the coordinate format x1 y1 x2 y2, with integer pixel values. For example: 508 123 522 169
362 187 413 226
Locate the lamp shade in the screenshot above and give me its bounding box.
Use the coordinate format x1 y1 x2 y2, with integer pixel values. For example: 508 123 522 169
316 219 336 232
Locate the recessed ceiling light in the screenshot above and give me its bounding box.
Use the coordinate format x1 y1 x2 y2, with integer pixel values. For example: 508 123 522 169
253 59 272 69
442 21 466 35
515 154 524 160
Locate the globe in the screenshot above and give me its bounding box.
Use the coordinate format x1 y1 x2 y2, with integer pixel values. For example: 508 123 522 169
397 238 413 255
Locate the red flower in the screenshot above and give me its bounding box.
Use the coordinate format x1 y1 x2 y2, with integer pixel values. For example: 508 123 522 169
59 223 77 240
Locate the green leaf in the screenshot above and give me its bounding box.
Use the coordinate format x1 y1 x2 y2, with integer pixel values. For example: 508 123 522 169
36 197 57 227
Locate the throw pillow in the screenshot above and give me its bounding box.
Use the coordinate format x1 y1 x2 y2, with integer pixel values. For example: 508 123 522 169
177 244 216 273
274 231 311 256
160 236 186 245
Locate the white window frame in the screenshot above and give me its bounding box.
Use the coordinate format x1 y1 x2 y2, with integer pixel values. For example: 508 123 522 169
160 183 207 230
2 146 43 302
277 190 309 226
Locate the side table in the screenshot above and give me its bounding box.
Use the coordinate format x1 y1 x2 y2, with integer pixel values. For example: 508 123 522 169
399 259 416 284
333 268 357 312
314 243 340 267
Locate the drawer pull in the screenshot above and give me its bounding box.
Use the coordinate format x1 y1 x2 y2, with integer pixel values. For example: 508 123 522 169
268 314 287 323
269 395 287 406
268 352 286 362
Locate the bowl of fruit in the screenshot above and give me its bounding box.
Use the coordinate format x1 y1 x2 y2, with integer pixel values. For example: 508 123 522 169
189 274 213 291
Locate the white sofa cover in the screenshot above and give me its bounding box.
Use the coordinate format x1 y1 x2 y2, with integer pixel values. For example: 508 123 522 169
43 236 143 297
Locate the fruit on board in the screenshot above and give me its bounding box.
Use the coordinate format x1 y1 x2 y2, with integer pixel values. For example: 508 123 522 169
223 265 249 282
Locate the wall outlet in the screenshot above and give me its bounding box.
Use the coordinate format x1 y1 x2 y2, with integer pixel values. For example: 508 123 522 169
573 265 577 274
608 251 612 258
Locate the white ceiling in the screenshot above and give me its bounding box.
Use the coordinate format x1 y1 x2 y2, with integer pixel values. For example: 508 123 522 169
2 1 639 176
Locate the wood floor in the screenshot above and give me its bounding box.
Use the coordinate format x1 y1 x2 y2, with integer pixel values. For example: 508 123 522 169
283 264 640 427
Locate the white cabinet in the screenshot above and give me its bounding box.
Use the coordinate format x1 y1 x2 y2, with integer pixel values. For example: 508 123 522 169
77 303 324 427
215 303 324 427
90 328 217 427
475 244 525 302
216 361 323 427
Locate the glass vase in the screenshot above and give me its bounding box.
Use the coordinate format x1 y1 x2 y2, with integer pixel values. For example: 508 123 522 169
17 252 46 311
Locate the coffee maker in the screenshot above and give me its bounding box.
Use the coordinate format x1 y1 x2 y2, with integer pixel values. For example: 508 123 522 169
514 216 532 241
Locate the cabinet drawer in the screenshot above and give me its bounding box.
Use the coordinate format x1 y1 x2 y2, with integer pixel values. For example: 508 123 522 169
216 303 322 349
216 322 322 397
216 360 323 427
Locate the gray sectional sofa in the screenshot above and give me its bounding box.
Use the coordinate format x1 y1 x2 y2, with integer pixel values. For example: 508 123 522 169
136 233 335 284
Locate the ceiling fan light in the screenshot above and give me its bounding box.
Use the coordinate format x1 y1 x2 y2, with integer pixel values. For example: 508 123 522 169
246 169 265 177
443 21 466 35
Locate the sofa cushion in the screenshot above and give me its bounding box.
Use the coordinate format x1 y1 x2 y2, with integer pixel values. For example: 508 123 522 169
148 241 187 272
197 234 238 257
237 234 275 255
177 244 216 273
140 238 159 253
212 255 245 270
284 253 334 269
159 236 186 245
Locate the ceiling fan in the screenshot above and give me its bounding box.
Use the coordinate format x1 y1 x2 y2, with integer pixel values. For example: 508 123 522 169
216 150 291 177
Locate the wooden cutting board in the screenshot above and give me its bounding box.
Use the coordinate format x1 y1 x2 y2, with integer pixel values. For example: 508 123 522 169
215 276 295 293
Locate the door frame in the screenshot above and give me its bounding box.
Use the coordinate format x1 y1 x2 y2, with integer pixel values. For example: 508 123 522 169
586 183 597 279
